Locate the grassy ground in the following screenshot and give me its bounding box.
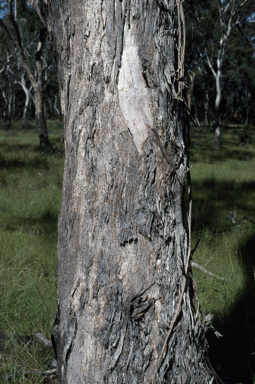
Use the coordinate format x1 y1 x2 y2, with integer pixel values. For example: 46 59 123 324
0 120 254 383
0 120 64 383
190 123 255 384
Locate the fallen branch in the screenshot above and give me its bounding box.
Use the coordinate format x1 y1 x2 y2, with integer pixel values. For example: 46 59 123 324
192 214 255 239
7 368 56 381
243 215 255 225
191 262 229 281
34 332 53 349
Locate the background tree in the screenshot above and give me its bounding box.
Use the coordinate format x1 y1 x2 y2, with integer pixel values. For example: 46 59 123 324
185 0 255 143
224 16 255 124
43 1 217 383
0 0 50 147
0 25 17 128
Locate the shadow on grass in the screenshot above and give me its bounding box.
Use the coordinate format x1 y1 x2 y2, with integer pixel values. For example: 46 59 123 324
207 230 255 384
0 151 50 170
190 146 255 163
2 208 59 237
189 173 255 382
191 178 255 234
188 130 255 383
0 143 64 171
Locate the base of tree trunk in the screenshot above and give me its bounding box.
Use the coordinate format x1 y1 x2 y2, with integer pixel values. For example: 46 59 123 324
39 134 50 149
215 127 221 149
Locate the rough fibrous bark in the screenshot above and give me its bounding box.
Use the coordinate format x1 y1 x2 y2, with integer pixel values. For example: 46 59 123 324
46 1 214 383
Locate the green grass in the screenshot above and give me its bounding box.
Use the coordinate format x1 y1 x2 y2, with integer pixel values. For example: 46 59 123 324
190 123 255 384
0 120 254 383
0 119 64 383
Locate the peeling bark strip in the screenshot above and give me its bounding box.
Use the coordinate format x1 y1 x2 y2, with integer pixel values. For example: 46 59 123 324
45 1 214 383
118 23 153 154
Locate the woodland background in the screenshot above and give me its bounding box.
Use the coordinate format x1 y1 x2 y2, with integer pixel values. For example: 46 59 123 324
0 0 254 383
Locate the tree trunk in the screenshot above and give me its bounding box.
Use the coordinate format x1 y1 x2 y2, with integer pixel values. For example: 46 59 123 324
35 89 48 148
46 1 214 383
19 76 32 125
204 91 209 127
187 71 195 111
35 29 49 148
12 91 15 120
0 13 50 147
245 90 250 125
22 96 29 125
4 90 12 130
214 73 221 149
53 94 60 117
48 97 53 119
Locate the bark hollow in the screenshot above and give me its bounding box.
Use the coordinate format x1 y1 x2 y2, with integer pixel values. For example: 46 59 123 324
46 1 215 383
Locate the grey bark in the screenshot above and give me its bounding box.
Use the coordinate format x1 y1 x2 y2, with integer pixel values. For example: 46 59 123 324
35 28 49 147
48 96 53 118
244 90 250 125
12 91 15 120
204 91 210 127
203 0 247 149
2 90 12 129
53 94 60 117
18 74 33 125
46 1 214 383
214 74 221 149
187 71 195 111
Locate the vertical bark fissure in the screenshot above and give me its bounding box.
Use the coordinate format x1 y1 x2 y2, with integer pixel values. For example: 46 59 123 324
46 1 214 383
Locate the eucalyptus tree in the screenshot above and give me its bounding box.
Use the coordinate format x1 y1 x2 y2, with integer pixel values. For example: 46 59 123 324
17 69 33 124
0 27 18 127
0 0 49 147
237 15 255 55
38 0 218 383
189 0 254 147
223 23 255 124
43 47 61 119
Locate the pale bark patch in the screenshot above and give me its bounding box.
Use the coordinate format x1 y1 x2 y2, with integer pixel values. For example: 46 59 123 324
118 24 153 154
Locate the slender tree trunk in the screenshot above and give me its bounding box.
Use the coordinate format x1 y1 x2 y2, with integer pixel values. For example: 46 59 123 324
44 101 47 121
22 104 28 125
12 91 15 120
2 91 7 121
2 90 12 129
0 12 50 147
53 94 60 117
245 106 250 125
204 91 209 127
19 76 32 125
46 1 214 383
214 73 221 149
48 97 53 119
6 91 12 130
22 93 30 125
245 91 250 125
35 89 48 148
187 71 195 110
35 29 49 148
